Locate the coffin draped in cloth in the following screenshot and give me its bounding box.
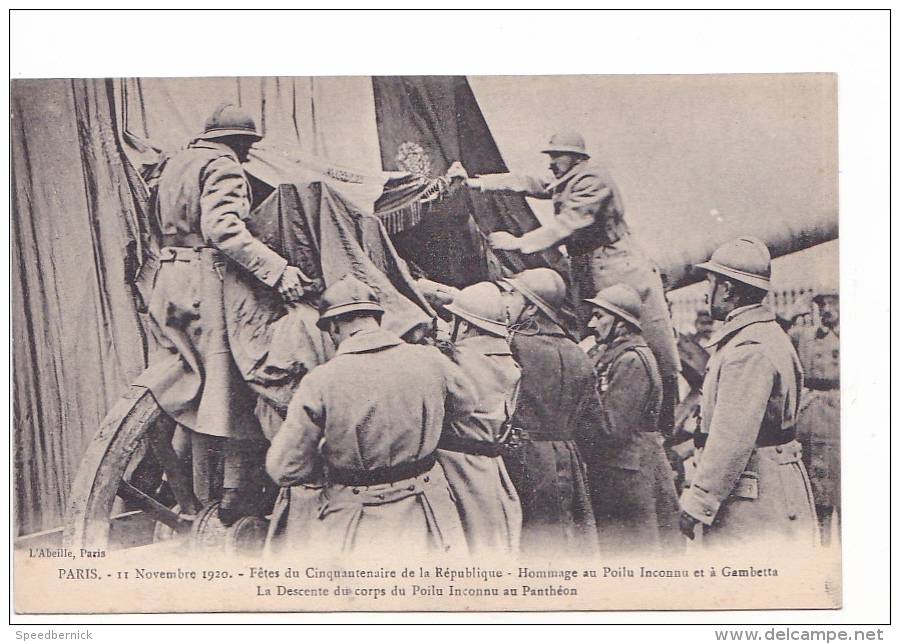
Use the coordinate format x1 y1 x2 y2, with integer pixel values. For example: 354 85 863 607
224 170 436 413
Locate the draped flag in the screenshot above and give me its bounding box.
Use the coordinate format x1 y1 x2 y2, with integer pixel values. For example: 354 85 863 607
372 76 569 288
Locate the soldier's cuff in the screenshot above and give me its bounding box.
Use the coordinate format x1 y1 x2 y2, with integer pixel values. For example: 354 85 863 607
476 173 514 193
679 485 721 526
519 222 567 253
246 251 289 288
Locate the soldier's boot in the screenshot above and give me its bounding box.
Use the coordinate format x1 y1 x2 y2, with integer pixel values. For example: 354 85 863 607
192 432 225 507
218 438 270 527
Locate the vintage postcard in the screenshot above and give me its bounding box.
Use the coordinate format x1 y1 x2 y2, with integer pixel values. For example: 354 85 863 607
10 70 844 615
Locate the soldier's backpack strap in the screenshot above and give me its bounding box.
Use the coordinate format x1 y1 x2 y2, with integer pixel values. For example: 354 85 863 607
627 344 659 423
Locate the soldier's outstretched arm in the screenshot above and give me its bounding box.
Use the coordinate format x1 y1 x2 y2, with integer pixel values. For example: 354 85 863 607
490 173 611 254
679 344 775 526
448 161 552 197
266 374 326 486
200 155 289 288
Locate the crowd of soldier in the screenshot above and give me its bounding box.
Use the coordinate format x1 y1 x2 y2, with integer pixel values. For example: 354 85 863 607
142 104 837 560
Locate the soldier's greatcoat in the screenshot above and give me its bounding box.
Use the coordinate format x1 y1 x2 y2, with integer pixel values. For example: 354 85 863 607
680 305 818 547
266 328 475 557
503 318 600 558
581 333 681 554
436 335 523 556
139 140 291 439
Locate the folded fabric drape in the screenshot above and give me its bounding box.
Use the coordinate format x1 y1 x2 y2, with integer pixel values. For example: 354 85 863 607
12 79 148 534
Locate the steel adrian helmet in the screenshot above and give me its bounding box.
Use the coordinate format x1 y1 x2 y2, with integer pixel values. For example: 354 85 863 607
541 130 589 157
584 284 643 330
316 274 384 330
501 268 567 327
444 282 509 338
696 236 772 291
197 104 262 142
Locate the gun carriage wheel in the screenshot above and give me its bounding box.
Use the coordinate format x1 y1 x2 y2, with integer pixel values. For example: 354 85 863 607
64 385 202 551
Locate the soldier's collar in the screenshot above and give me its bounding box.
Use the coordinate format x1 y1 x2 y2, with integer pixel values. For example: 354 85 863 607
594 333 647 364
725 304 760 323
455 334 513 356
703 304 775 349
544 159 589 192
610 333 647 351
189 139 239 161
335 328 403 356
531 315 569 339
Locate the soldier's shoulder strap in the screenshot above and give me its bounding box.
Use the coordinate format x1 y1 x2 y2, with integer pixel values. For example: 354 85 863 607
599 336 647 369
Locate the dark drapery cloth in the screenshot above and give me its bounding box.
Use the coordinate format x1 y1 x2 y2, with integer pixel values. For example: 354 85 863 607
372 76 570 288
246 182 434 344
11 79 149 535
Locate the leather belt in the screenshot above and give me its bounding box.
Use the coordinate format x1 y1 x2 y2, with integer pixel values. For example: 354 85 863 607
328 453 436 487
569 229 628 258
516 428 573 442
694 426 797 450
159 246 205 262
162 232 206 248
438 434 502 458
805 377 839 391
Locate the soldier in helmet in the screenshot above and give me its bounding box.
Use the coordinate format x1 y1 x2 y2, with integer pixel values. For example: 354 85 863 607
266 275 474 557
497 268 600 558
579 284 682 554
448 131 681 437
138 104 315 526
437 282 523 556
792 284 840 544
679 237 817 547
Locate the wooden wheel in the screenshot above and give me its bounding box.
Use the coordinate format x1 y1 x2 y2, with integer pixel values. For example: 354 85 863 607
64 385 201 551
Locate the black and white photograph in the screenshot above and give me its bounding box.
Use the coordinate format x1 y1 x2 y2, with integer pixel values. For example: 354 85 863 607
8 8 889 632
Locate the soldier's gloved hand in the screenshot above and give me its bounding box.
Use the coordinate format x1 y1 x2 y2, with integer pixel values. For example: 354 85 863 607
416 278 460 309
488 231 521 251
679 510 701 540
276 266 310 304
301 277 325 300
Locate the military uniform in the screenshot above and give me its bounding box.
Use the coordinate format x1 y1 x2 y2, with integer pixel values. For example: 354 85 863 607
582 334 681 554
437 335 523 556
503 319 600 558
266 328 475 557
680 304 818 547
477 162 681 431
139 139 289 440
792 323 840 536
